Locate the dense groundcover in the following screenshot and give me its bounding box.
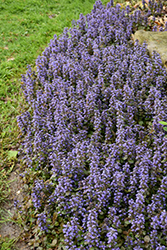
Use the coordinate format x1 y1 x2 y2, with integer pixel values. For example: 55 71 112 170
17 1 167 249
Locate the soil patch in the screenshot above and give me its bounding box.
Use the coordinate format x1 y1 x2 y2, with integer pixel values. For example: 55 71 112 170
0 159 30 250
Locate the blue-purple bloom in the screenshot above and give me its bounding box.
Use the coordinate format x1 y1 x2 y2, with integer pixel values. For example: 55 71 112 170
17 0 167 249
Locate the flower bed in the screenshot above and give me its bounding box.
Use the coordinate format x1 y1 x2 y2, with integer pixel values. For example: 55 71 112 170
18 1 167 249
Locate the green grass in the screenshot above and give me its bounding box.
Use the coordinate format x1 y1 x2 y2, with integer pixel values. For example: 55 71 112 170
0 0 110 177
0 0 115 157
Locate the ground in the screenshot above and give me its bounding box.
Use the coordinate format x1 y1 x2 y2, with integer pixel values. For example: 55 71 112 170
0 156 30 250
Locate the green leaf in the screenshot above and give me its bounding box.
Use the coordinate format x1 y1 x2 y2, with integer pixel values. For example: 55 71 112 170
48 224 54 229
50 239 58 246
7 150 18 160
139 121 144 125
128 159 134 164
163 127 167 131
54 221 59 226
58 244 66 250
99 214 104 219
159 121 167 125
123 156 128 160
124 220 131 226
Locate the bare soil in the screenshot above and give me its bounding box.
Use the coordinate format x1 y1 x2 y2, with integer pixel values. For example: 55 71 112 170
0 160 30 250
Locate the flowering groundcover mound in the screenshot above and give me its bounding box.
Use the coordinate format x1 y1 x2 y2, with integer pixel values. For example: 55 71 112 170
18 1 167 249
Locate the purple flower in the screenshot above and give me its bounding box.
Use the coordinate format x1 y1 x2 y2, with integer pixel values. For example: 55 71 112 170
18 0 167 248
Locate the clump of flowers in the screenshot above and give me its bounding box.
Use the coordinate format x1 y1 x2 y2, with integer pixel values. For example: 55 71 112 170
18 0 167 249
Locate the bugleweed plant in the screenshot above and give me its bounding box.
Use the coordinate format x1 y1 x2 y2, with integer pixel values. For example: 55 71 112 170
17 0 167 249
0 1 109 248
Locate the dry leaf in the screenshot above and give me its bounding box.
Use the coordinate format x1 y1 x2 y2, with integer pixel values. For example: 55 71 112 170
7 57 15 61
52 212 58 224
144 235 150 243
